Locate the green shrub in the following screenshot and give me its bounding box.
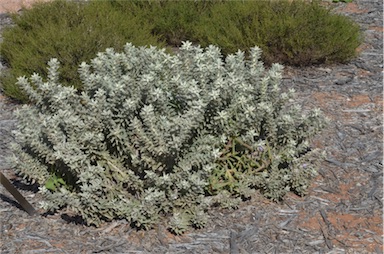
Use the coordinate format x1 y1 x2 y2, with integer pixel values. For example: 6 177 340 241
143 0 213 47
194 0 361 65
10 42 326 233
0 0 361 102
0 0 164 102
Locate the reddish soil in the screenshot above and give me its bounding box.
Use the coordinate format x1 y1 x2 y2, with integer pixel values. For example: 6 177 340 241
290 86 383 253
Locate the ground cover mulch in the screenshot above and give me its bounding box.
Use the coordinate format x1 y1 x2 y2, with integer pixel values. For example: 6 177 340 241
0 0 383 253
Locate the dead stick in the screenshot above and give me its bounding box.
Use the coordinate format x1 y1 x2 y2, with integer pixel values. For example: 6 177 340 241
318 217 333 250
0 171 38 216
319 209 332 228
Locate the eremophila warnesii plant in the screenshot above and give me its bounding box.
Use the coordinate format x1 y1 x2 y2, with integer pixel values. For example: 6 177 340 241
10 42 326 234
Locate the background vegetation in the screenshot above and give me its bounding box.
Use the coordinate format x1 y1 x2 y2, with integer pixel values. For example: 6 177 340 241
0 0 361 102
0 0 164 101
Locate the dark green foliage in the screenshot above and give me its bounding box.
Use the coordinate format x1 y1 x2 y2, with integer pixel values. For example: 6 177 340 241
0 0 361 102
195 0 361 65
142 0 213 47
0 0 164 102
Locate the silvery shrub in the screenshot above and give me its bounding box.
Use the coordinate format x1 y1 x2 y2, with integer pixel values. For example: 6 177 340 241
10 41 326 233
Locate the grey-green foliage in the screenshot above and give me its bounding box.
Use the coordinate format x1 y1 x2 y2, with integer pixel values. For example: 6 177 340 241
10 41 326 233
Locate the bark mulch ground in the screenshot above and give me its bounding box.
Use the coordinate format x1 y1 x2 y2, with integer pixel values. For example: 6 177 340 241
0 0 383 253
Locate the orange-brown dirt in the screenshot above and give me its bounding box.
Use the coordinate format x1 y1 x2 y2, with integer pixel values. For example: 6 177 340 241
295 89 383 253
